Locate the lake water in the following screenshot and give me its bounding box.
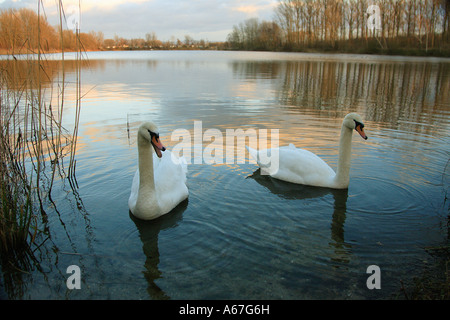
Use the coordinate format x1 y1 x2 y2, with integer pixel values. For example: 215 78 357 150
1 50 449 299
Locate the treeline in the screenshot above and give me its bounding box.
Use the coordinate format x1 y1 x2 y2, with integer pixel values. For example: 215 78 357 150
0 8 103 53
227 0 450 56
103 33 226 51
0 7 226 53
2 2 450 56
227 19 283 51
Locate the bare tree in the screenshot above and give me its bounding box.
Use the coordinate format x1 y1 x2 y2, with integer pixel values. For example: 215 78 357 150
266 0 449 54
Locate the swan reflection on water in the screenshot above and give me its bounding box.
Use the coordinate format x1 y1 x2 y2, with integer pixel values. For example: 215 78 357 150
131 166 352 299
247 168 351 264
129 199 188 300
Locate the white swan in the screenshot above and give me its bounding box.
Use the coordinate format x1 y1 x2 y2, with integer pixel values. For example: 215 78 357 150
128 122 188 220
247 113 368 189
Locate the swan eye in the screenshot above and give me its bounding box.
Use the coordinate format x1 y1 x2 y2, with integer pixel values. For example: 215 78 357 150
354 120 364 129
147 129 160 141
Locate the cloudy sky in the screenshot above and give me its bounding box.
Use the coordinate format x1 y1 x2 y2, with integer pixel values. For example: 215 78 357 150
0 0 279 41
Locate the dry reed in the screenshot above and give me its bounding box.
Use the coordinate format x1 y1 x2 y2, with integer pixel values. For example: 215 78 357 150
0 1 82 268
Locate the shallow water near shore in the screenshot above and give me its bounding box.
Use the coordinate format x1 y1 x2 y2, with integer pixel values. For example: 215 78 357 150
1 50 449 299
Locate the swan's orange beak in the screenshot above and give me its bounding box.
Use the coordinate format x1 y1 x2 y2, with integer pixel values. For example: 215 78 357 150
151 135 166 158
356 125 368 140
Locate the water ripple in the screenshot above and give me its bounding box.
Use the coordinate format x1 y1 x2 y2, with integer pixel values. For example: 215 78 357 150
349 176 429 216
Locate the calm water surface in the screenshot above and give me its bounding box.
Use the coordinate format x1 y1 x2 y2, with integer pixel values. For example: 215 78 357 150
2 51 449 299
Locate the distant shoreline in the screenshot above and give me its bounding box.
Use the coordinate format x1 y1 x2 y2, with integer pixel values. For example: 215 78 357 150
2 48 450 61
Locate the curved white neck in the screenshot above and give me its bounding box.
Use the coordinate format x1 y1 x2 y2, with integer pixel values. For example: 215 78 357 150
138 134 155 193
334 124 353 188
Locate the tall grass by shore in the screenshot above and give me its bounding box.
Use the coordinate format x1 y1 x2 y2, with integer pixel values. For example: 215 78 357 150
0 1 82 274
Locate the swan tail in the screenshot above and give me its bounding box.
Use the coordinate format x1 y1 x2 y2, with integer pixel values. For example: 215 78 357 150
246 145 275 175
179 156 188 175
246 145 258 163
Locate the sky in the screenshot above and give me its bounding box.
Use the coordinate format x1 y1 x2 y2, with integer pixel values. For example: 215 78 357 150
0 0 279 41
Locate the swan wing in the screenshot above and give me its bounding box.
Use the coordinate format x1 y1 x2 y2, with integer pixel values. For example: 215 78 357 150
248 145 336 187
154 150 189 214
274 147 335 186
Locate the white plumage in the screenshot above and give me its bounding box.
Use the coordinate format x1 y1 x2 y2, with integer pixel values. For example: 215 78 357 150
247 113 368 189
129 122 188 220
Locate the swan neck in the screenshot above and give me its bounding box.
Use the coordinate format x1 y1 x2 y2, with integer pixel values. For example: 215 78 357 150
334 124 353 188
138 134 155 192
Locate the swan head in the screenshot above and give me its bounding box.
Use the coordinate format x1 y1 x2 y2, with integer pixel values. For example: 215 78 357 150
138 122 166 158
343 113 368 140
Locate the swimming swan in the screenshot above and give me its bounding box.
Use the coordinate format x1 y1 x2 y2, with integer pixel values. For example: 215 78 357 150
128 122 188 220
247 113 368 189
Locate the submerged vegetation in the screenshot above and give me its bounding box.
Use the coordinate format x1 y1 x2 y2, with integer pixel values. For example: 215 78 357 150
407 245 450 299
0 1 83 296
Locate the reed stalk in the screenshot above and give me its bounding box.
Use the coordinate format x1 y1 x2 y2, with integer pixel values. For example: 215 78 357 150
0 1 82 271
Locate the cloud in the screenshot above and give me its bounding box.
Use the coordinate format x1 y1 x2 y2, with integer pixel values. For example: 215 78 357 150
232 2 277 16
0 0 278 41
41 0 152 12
